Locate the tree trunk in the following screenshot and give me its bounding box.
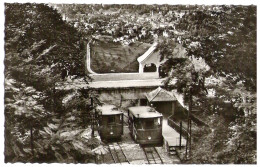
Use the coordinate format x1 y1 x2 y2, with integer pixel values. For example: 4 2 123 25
30 125 34 157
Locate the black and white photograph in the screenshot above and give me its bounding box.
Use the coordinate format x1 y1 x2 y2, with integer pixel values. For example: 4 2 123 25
2 0 257 165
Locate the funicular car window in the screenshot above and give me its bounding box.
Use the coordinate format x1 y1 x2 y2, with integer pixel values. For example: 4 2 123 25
135 119 142 129
154 117 160 126
108 115 115 124
144 118 155 129
115 114 122 123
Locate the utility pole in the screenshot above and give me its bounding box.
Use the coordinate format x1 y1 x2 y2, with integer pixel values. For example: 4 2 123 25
185 85 192 160
91 97 95 137
52 83 56 113
179 121 182 149
189 119 192 156
189 86 192 157
120 95 122 107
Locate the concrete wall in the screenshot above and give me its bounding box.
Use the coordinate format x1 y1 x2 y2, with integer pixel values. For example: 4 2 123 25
97 87 156 108
90 72 159 81
97 87 178 117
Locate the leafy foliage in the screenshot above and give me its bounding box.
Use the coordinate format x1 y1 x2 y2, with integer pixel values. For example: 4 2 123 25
5 3 87 88
159 5 256 164
4 3 100 163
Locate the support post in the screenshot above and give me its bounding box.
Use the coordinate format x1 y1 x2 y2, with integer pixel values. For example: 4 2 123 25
91 97 95 138
185 86 192 159
189 87 192 157
179 121 182 149
185 127 188 159
189 118 192 156
120 95 122 107
139 64 144 73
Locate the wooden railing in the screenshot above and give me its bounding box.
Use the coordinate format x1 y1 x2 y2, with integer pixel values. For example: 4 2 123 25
167 115 190 138
190 114 208 127
176 106 208 127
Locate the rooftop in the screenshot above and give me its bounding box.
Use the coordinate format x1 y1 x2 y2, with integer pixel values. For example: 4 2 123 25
146 87 177 102
55 78 177 90
96 105 123 115
137 42 158 63
128 106 162 118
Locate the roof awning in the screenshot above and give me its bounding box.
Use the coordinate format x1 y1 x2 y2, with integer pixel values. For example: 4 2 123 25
145 87 177 102
137 42 158 63
128 106 162 118
96 105 123 115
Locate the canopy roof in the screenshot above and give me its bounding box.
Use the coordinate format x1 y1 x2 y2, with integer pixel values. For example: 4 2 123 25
137 42 158 63
146 87 177 102
128 106 162 118
96 105 123 115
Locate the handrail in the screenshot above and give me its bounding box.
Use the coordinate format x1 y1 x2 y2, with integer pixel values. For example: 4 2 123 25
167 114 190 138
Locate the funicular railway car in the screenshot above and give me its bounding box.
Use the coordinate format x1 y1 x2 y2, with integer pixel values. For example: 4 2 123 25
128 106 163 145
96 105 124 140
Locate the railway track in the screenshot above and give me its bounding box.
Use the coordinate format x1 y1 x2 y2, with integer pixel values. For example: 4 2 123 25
107 142 130 164
142 146 164 164
123 113 129 126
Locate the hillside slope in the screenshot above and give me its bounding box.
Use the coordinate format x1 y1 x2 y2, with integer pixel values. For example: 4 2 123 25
90 40 151 73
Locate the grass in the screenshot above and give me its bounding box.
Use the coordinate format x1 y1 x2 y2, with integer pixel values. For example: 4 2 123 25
90 40 151 73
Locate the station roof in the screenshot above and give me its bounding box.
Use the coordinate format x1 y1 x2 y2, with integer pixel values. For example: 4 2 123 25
137 42 158 63
96 105 123 115
146 87 177 102
128 106 162 118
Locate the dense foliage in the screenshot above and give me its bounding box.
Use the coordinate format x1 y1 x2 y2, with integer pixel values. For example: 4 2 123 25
159 5 256 164
5 3 87 87
4 3 256 164
4 3 99 163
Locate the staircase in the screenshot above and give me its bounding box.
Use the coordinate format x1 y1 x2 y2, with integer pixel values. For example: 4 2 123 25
168 146 177 155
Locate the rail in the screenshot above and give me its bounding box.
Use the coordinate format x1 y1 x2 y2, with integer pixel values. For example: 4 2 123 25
153 147 164 164
181 107 209 127
107 143 130 164
117 142 130 164
142 147 151 164
107 144 117 163
142 146 164 164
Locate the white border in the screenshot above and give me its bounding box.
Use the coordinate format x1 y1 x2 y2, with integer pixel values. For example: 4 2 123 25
0 0 259 167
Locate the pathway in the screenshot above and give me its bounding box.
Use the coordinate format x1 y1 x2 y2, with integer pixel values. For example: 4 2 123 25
86 39 97 74
162 118 186 147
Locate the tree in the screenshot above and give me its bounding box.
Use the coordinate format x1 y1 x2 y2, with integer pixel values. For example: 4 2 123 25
4 3 96 163
159 5 256 164
5 78 51 162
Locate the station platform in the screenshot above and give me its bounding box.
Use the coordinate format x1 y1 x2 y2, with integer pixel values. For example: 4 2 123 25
162 118 186 148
